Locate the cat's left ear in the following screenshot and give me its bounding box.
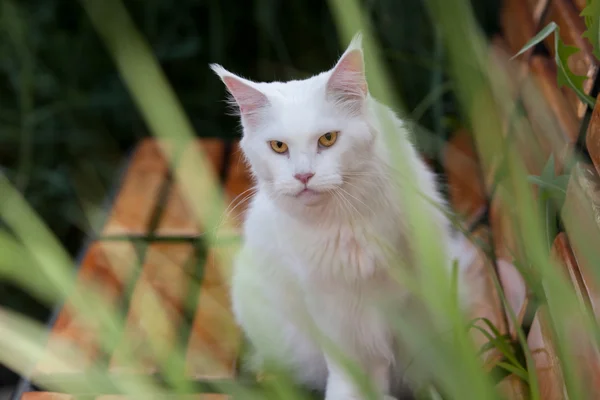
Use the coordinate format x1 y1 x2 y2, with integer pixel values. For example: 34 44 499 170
326 33 368 111
210 64 270 129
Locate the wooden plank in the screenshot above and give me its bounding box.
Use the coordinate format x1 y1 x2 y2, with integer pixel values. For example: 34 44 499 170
586 95 600 177
573 0 587 12
462 229 527 398
34 242 138 375
552 233 590 306
155 139 226 237
489 36 523 99
185 146 247 379
577 65 598 119
490 195 520 263
462 228 508 367
551 232 600 397
496 375 527 400
500 0 536 55
103 139 169 236
496 258 528 336
109 243 195 373
561 163 600 317
488 40 551 178
528 55 580 162
443 129 487 227
559 163 600 396
21 394 74 400
96 395 228 400
185 242 241 379
527 307 566 400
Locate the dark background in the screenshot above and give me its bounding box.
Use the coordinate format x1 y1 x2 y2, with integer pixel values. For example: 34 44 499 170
0 0 501 389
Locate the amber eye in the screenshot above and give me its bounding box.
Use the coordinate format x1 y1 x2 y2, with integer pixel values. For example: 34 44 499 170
318 131 338 148
270 140 288 154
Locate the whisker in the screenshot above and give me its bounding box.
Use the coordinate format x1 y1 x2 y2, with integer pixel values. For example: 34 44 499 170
211 186 258 238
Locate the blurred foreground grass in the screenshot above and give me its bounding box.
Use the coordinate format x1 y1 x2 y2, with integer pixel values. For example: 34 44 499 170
1 0 600 399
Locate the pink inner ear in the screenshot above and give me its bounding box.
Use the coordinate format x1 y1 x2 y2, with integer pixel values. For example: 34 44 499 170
223 76 268 115
327 49 367 98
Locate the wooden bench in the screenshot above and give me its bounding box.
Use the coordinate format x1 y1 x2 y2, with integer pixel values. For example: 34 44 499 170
14 138 252 399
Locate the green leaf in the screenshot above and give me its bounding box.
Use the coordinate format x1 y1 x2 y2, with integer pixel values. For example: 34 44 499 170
554 174 571 190
581 0 600 61
495 361 530 383
511 22 558 60
527 176 567 194
512 22 595 108
468 318 523 369
555 35 596 107
540 154 556 182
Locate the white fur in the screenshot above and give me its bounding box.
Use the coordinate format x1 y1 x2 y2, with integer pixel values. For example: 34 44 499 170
211 34 475 400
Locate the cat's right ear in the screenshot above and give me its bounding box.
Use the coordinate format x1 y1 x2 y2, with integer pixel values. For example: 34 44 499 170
325 33 368 115
210 64 269 128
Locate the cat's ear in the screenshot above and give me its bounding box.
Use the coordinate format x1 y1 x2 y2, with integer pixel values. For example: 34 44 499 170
326 33 368 112
210 64 269 127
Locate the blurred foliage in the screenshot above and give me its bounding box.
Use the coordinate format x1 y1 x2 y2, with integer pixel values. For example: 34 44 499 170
0 0 499 386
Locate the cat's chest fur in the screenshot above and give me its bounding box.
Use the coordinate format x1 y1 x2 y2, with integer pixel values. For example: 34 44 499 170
245 192 406 284
288 222 390 280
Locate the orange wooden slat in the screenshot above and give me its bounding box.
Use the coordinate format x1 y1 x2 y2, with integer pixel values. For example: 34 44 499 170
488 38 552 179
572 0 587 11
528 55 580 159
460 229 526 398
496 375 527 400
496 258 528 336
488 200 529 335
155 139 226 237
109 243 195 373
96 395 228 400
185 244 241 379
443 129 487 227
558 164 600 397
103 139 169 236
489 35 523 98
586 95 600 177
577 65 598 119
184 147 247 379
21 394 74 400
461 228 512 370
552 233 589 305
490 196 520 263
527 308 566 400
500 0 537 55
34 242 138 375
561 163 600 317
551 233 600 397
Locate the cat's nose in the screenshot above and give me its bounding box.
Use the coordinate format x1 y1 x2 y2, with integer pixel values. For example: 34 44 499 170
294 172 314 185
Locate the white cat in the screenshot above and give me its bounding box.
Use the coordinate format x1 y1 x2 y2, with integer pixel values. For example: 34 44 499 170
210 33 477 400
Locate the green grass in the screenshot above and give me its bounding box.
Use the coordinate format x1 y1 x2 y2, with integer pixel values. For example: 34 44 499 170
1 0 600 398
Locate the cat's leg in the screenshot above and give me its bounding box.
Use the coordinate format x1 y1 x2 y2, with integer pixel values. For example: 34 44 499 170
240 334 328 391
231 249 329 390
324 355 397 400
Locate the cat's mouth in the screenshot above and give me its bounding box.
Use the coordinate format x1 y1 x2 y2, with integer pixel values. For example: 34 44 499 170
295 188 319 197
288 187 328 206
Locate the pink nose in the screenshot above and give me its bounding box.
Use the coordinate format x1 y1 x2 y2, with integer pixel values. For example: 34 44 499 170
294 172 314 184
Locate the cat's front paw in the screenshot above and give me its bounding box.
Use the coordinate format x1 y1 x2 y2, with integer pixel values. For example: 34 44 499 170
325 395 397 400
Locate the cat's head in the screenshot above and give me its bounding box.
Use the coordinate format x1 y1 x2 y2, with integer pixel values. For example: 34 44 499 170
211 33 376 207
